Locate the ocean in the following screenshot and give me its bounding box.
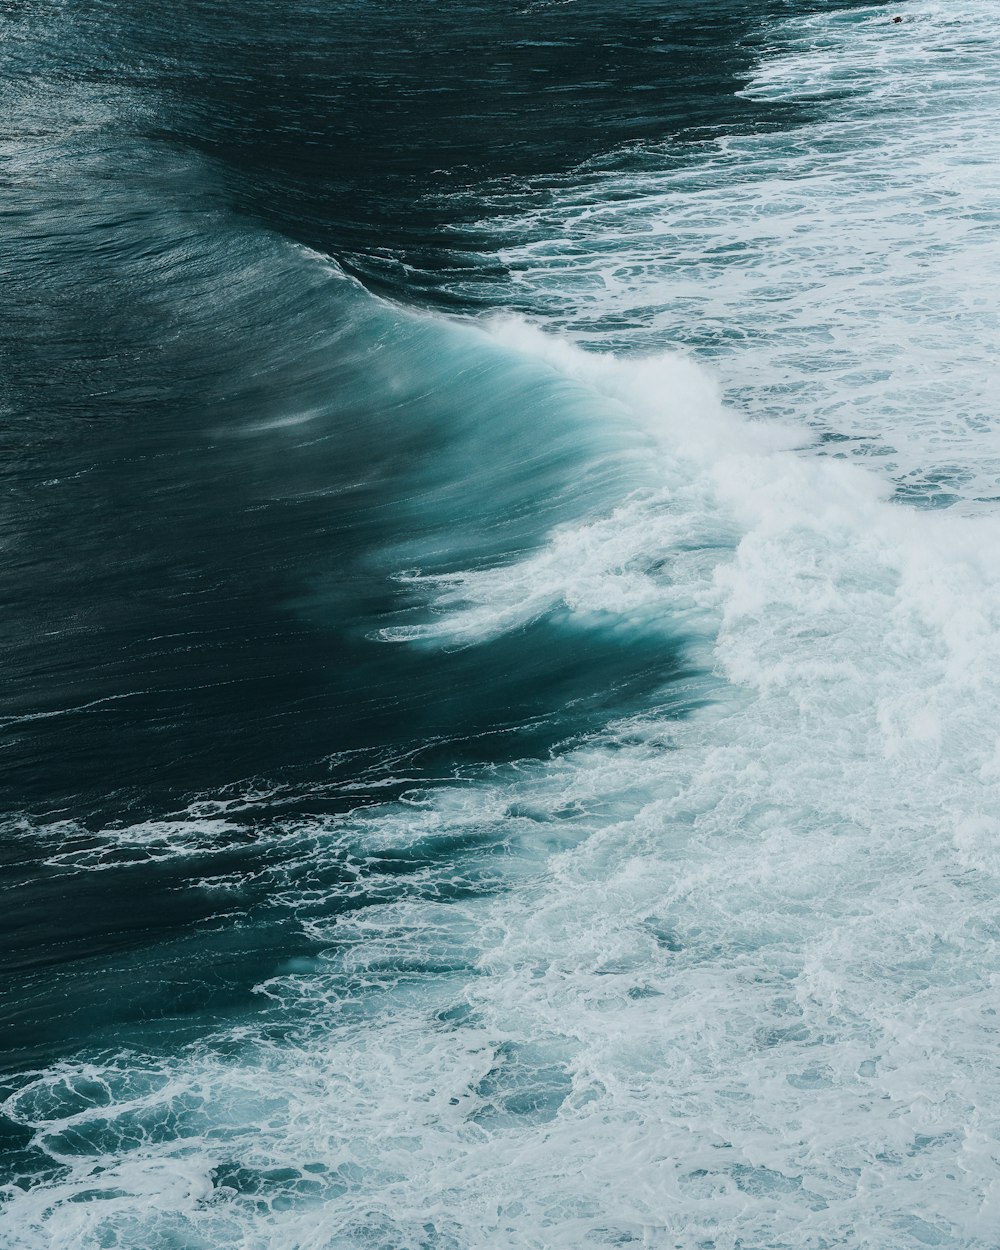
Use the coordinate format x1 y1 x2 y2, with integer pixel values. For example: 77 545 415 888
3 1 1000 1246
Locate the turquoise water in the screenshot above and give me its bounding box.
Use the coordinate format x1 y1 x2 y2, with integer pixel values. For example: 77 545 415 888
4 2 1000 1247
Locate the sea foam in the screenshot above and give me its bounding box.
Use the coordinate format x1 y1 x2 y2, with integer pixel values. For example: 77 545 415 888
5 3 1000 1248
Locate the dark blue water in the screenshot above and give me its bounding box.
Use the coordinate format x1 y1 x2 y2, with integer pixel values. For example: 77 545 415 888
2 1 898 1243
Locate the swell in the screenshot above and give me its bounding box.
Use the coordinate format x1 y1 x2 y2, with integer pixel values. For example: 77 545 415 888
0 132 702 1073
8 3 1000 1248
3 0 891 307
7 315 1000 1247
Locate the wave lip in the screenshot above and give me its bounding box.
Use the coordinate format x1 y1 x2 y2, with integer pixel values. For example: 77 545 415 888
5 2 1000 1248
7 299 1000 1246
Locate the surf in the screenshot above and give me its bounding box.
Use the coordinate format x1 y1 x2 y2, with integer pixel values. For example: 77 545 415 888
4 1 1000 1248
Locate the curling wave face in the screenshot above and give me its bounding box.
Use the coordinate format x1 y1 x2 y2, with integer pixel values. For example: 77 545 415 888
4 2 1000 1249
7 300 1000 1248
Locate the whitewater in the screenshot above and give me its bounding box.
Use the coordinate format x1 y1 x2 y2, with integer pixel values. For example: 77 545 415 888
3 2 1000 1249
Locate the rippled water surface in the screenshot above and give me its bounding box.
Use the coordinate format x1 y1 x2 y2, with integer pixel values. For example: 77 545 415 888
4 2 1000 1248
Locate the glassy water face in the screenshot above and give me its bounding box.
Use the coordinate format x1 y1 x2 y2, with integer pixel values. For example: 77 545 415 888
6 2 1000 1248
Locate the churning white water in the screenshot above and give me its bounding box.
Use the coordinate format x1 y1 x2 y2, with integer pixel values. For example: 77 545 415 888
4 3 1000 1248
462 0 1000 509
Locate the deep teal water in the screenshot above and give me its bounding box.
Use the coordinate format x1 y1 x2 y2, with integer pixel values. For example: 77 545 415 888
23 5 1000 1250
1 0 862 1074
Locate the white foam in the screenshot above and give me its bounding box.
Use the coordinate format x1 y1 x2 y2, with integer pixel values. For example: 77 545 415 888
450 0 1000 510
9 299 1000 1246
6 4 1000 1249
380 316 794 646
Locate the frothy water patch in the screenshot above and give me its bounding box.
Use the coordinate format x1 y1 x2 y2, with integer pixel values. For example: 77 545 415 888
5 2 1000 1247
6 311 1000 1246
448 0 1000 509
